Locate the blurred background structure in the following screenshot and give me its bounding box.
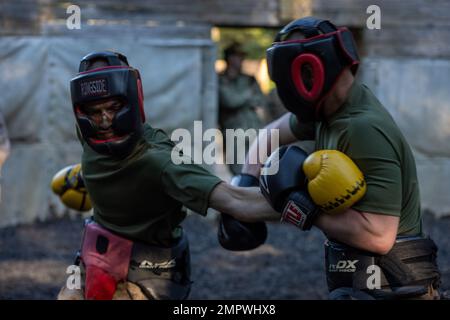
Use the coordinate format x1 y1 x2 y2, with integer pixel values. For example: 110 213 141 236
0 0 449 299
2 0 450 226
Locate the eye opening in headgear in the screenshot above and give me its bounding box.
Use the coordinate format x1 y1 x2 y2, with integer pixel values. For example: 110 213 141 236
301 63 314 92
76 96 126 118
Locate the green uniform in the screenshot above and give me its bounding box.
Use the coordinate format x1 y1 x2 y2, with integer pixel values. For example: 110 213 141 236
79 124 222 246
218 72 266 174
266 88 287 123
290 81 421 236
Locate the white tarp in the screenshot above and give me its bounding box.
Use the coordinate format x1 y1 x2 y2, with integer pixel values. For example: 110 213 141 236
360 58 450 217
0 31 217 227
3 35 450 226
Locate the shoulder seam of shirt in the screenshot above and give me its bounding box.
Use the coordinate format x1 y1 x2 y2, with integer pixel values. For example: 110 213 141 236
353 202 401 217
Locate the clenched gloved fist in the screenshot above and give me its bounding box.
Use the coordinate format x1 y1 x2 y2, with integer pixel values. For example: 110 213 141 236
218 174 268 251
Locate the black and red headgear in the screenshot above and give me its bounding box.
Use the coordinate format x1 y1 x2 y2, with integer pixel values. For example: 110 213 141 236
266 17 359 121
70 51 145 157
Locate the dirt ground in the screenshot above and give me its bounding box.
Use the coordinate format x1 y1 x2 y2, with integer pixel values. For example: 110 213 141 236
0 211 449 300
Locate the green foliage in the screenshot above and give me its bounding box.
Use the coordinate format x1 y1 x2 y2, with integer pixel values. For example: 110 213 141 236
216 27 278 60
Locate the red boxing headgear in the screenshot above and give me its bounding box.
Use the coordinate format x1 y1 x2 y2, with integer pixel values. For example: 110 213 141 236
70 51 145 158
266 17 359 121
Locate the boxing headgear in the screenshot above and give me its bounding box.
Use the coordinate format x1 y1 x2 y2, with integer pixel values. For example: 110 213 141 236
266 17 359 121
70 51 146 158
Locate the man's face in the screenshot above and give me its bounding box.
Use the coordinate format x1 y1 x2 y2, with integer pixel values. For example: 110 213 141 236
227 53 244 72
82 98 124 140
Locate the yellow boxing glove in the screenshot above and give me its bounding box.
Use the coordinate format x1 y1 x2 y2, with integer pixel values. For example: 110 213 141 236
51 163 92 211
303 150 366 214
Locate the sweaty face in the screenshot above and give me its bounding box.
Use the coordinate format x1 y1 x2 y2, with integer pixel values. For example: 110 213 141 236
82 99 124 140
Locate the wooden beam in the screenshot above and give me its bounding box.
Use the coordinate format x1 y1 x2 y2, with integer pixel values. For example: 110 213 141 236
363 26 450 58
0 0 285 35
2 0 450 44
279 0 313 23
311 0 450 28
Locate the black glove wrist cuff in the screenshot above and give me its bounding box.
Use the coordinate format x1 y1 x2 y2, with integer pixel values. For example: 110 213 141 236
302 207 320 231
281 199 319 231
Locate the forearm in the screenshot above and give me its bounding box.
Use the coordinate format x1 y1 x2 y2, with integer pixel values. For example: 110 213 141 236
242 113 297 177
229 187 280 222
314 209 398 255
209 182 280 222
242 132 266 177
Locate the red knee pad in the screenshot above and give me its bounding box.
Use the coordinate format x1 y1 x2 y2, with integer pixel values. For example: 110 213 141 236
80 223 133 300
84 265 117 300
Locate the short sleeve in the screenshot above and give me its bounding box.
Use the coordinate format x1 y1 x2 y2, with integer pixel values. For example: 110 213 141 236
161 161 222 216
289 113 315 140
343 119 402 216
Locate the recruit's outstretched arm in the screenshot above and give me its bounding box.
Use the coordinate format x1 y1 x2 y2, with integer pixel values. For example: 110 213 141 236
209 182 280 223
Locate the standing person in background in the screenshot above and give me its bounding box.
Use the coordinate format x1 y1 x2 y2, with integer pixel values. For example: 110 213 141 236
265 87 287 123
218 42 267 175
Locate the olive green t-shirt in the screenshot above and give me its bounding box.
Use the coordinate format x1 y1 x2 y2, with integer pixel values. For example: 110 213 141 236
290 81 422 235
80 124 222 246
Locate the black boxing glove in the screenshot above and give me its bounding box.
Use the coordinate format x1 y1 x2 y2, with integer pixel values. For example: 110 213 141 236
259 145 319 231
217 174 268 251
